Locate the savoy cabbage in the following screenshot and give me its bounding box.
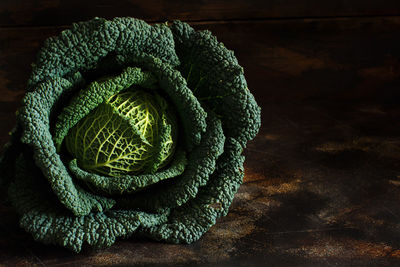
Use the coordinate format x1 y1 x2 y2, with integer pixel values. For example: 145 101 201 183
0 17 261 252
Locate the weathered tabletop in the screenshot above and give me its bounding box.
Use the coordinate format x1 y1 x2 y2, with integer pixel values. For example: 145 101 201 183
1 9 400 267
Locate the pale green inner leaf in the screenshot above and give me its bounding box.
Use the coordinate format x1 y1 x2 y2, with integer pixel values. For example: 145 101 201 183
65 89 177 177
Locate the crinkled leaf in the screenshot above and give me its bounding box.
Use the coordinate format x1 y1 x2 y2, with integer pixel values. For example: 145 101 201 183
171 21 261 147
28 17 179 89
117 111 224 212
18 77 115 216
132 54 207 151
69 148 187 195
141 138 244 243
0 17 262 252
9 154 168 252
54 67 157 152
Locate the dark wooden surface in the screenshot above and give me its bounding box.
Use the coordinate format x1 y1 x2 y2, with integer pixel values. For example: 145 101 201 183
1 0 400 27
1 2 400 266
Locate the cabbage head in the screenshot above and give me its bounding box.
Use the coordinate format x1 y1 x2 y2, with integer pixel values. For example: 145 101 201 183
65 89 177 177
0 17 261 252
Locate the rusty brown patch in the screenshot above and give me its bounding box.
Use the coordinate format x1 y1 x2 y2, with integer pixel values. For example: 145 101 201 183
88 244 201 265
264 134 280 141
389 250 400 258
315 136 400 159
358 57 400 80
348 239 393 258
287 237 393 259
193 170 304 262
320 205 387 228
14 259 32 267
389 179 400 187
199 215 258 261
263 180 302 195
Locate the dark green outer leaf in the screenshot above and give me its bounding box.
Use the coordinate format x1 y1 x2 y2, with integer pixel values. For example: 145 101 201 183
28 17 179 89
18 77 116 216
9 154 169 252
143 137 245 243
170 21 261 147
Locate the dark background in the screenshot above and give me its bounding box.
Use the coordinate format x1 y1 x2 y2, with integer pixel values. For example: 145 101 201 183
1 1 400 266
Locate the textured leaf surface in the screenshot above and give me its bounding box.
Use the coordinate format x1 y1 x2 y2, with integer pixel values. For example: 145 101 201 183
1 17 261 252
9 154 169 252
28 17 179 89
18 77 116 216
54 67 158 152
69 148 187 195
133 54 208 152
117 111 225 212
65 89 177 177
143 137 244 243
170 21 261 146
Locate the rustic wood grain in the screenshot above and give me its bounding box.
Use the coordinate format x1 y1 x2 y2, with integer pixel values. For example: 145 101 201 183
1 17 399 115
192 17 400 105
0 0 400 27
1 16 400 266
1 102 399 266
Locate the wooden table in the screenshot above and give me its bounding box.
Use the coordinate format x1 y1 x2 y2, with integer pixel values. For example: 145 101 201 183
1 1 400 266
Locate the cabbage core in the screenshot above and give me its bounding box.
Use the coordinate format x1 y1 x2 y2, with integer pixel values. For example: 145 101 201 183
65 88 177 177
